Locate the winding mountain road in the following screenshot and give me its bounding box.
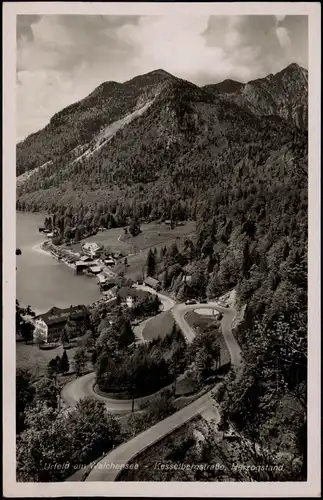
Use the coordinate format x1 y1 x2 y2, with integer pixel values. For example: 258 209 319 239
172 302 242 367
133 284 176 312
62 288 242 481
61 287 176 412
86 391 219 482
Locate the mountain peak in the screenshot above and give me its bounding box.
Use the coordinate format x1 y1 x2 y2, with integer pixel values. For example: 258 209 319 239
272 63 308 89
119 69 178 95
124 68 176 85
203 78 244 95
215 79 244 93
285 62 304 71
88 80 121 99
148 69 174 78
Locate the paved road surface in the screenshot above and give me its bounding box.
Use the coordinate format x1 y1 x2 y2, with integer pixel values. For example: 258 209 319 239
133 284 176 312
61 370 193 413
132 286 176 341
84 302 240 481
172 302 242 368
61 295 240 413
61 372 142 413
62 289 241 481
86 391 219 482
61 288 177 412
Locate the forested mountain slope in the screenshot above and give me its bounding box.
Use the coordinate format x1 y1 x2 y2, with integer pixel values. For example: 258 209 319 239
17 64 306 224
203 63 308 129
16 69 176 176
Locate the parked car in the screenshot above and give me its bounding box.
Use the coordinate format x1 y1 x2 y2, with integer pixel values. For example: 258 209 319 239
185 299 197 305
200 298 207 303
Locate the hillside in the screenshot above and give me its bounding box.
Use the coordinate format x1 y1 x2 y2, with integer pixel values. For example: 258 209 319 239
204 63 308 129
17 65 306 220
16 69 176 176
203 78 244 94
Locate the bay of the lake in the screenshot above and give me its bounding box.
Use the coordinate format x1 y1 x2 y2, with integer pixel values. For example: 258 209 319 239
16 212 102 315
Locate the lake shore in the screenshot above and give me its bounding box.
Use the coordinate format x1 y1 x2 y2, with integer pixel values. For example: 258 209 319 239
16 212 103 313
33 241 78 269
32 242 52 257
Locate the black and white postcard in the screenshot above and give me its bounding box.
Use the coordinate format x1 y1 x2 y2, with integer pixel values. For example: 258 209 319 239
3 1 321 497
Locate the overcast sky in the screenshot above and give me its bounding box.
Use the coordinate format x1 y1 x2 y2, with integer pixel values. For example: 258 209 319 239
17 14 308 141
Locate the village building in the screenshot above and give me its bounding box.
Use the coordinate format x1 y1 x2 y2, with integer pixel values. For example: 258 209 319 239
143 276 161 291
117 287 150 309
102 285 119 300
87 265 102 275
75 260 92 274
80 255 93 263
104 257 115 266
97 272 108 285
75 255 95 273
82 242 104 258
100 277 122 291
33 305 89 343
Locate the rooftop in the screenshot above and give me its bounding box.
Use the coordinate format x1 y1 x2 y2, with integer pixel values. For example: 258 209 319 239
88 266 102 273
37 305 89 326
118 286 150 300
80 255 93 262
144 276 160 287
75 260 91 267
82 242 103 251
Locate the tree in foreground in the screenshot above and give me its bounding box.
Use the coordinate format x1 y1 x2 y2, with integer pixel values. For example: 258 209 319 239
16 397 122 482
114 311 135 350
128 217 141 237
34 377 58 409
144 389 175 422
60 349 70 374
146 249 156 277
21 321 35 344
72 397 122 463
64 318 79 340
16 301 35 343
73 347 87 376
60 328 70 347
47 357 61 379
34 330 44 349
16 368 35 434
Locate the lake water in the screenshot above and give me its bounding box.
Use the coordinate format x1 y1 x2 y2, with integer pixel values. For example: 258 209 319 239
16 212 102 315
